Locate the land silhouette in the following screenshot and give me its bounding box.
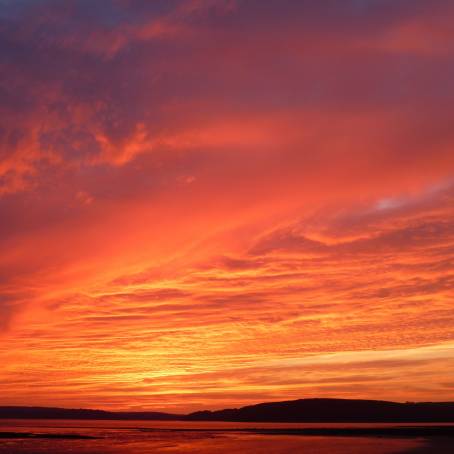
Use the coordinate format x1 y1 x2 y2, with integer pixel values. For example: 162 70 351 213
2 398 454 423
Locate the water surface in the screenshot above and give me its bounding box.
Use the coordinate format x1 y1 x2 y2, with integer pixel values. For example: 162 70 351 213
1 419 452 453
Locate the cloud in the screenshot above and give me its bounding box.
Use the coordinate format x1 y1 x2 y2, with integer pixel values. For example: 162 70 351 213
1 0 454 411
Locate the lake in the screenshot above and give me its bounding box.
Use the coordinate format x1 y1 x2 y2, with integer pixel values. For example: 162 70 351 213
1 420 454 453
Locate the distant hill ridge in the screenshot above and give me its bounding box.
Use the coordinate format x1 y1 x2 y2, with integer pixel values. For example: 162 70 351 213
0 406 179 421
186 398 454 422
2 398 454 422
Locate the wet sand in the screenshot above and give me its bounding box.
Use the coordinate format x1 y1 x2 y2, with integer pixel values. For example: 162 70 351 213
407 437 454 453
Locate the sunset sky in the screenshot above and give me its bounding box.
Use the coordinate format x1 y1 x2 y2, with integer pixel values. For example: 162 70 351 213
1 0 454 414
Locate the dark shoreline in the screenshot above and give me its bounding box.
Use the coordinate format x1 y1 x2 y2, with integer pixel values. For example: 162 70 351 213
0 432 98 440
3 425 454 439
135 426 454 438
3 398 454 423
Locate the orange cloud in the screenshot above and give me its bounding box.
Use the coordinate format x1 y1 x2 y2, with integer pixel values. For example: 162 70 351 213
1 0 454 412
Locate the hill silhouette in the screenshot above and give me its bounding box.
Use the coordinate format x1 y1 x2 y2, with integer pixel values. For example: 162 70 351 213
2 398 454 422
186 398 454 422
0 406 180 420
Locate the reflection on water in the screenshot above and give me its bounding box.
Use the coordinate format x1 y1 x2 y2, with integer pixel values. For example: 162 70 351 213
0 420 443 453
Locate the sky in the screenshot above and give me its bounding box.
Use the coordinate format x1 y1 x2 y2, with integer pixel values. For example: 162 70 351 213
0 0 454 414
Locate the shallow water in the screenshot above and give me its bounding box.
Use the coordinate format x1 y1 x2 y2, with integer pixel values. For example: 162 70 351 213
1 419 451 453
